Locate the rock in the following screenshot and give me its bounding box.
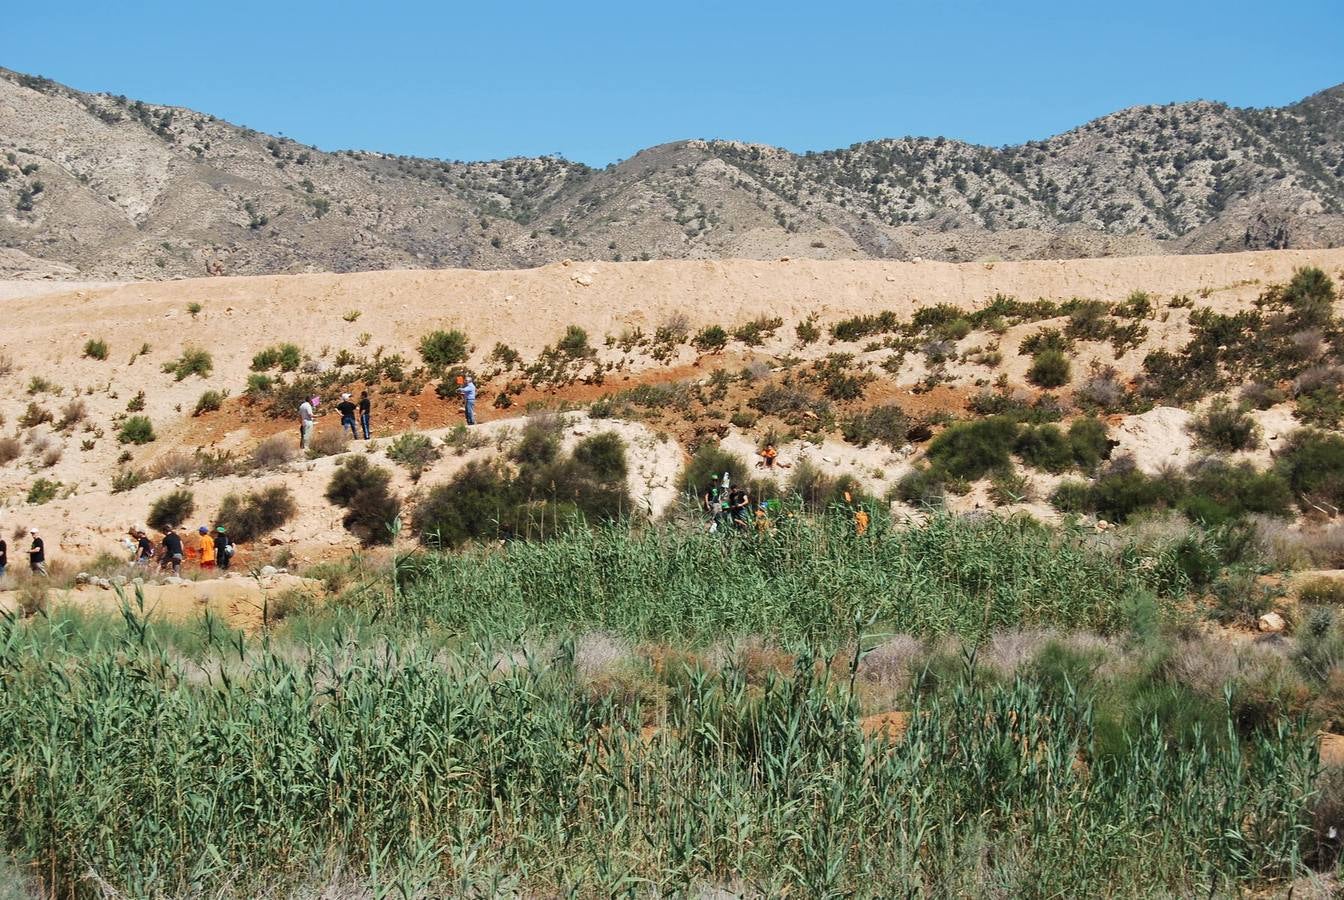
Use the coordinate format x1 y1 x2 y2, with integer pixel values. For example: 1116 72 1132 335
111 575 127 587
75 571 91 585
93 577 112 590
164 576 188 586
259 565 278 577
1258 611 1287 633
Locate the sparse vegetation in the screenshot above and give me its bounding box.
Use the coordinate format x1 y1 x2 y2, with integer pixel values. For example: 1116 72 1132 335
215 485 297 542
146 489 195 532
325 455 401 545
161 347 213 381
25 478 60 505
117 416 156 445
385 432 440 481
82 339 108 361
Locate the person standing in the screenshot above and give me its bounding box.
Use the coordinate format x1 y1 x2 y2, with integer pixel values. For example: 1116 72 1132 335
197 526 216 570
28 528 45 575
134 528 156 567
0 533 7 579
358 390 372 440
298 395 318 450
457 376 477 426
161 526 184 577
336 393 358 439
728 483 750 530
214 526 232 572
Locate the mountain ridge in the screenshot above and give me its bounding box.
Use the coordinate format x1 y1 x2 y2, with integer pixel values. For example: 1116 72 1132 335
0 67 1341 279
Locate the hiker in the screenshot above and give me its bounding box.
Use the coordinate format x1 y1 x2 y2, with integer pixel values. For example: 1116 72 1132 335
844 492 870 536
134 528 155 567
754 501 772 533
457 376 477 426
197 526 216 569
298 395 318 449
336 393 359 439
0 532 7 578
358 390 372 440
702 477 725 532
214 526 233 572
161 526 184 577
757 444 778 469
28 528 46 575
728 483 750 530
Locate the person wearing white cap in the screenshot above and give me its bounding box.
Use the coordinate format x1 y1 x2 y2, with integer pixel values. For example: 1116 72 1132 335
336 393 358 439
28 527 46 576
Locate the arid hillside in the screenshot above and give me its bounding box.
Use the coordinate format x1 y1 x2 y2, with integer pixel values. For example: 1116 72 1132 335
3 247 1344 568
1 67 1341 280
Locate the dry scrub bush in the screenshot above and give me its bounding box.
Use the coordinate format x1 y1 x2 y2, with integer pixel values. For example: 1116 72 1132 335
251 434 297 469
306 428 349 458
0 436 19 465
151 451 198 481
40 445 62 468
57 399 86 431
1249 515 1344 569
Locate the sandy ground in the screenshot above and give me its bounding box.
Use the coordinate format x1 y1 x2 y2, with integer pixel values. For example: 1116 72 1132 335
1 248 1342 569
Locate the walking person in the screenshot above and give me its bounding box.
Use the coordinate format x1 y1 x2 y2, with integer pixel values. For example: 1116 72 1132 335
727 483 751 531
214 526 233 572
337 393 359 439
298 395 318 450
358 390 372 439
161 526 184 577
457 376 477 426
28 527 46 576
134 528 156 568
197 526 216 570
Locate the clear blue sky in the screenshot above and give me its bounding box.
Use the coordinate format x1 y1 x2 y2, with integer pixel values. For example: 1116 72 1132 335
5 0 1341 165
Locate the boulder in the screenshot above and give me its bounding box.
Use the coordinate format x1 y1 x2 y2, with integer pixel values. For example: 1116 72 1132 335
1258 611 1287 633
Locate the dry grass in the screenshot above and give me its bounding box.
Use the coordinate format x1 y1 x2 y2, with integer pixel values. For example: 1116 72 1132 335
150 450 199 480
1250 516 1344 570
307 428 350 458
251 433 297 470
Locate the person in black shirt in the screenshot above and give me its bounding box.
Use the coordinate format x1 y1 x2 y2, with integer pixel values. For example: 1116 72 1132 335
135 530 155 567
336 393 359 439
214 527 232 572
358 390 372 440
161 527 184 577
702 479 724 531
727 485 750 530
28 528 46 575
0 535 7 579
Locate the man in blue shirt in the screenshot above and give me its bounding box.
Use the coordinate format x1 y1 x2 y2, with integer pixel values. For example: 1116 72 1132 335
457 376 477 425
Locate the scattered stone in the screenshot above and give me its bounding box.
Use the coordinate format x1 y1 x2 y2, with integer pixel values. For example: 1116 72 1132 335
75 571 91 585
1258 611 1287 633
111 575 127 587
259 565 278 577
573 274 593 286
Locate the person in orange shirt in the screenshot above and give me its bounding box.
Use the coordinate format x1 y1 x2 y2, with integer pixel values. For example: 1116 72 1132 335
197 525 217 569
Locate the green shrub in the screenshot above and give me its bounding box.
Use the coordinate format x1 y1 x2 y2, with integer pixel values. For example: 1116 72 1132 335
245 373 274 396
556 325 594 359
786 460 870 513
1190 399 1260 452
1088 468 1180 523
1279 266 1336 330
161 347 213 381
216 485 297 542
386 432 440 481
841 404 911 449
1241 382 1286 411
1049 479 1091 514
1019 328 1071 356
794 315 821 345
251 343 302 372
692 325 729 353
1183 460 1293 526
325 456 401 545
733 316 783 346
891 466 945 507
679 444 749 497
82 338 108 360
147 489 195 532
1068 417 1113 471
1277 429 1344 509
830 310 900 342
1027 350 1071 388
419 330 470 370
193 390 225 416
511 416 564 467
926 416 1019 480
1014 424 1073 473
110 468 147 493
18 402 53 428
414 460 514 548
1298 577 1344 605
1295 386 1344 428
573 432 628 481
118 416 156 445
26 478 60 505
126 390 146 412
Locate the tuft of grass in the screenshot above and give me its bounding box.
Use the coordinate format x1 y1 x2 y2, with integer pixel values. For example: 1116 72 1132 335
82 338 108 360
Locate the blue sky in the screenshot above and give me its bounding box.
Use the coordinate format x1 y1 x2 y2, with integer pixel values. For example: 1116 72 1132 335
4 0 1341 165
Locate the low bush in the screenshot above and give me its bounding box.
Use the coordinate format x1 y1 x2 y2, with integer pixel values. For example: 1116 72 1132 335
1241 382 1287 410
325 456 401 545
26 478 60 505
1190 399 1260 452
118 416 155 445
0 436 21 465
18 403 52 428
251 343 302 372
691 325 729 353
418 330 470 370
82 338 108 360
161 347 213 381
511 415 564 467
891 466 945 507
216 485 297 543
110 468 147 493
678 444 749 497
1049 479 1091 514
556 325 594 359
306 428 349 459
1014 424 1073 473
1019 327 1072 356
1027 350 1071 388
1298 577 1344 606
1068 417 1113 471
414 460 513 548
147 489 195 532
250 434 296 469
386 432 440 481
732 316 783 346
786 460 870 513
57 399 86 431
840 404 911 449
1277 429 1344 511
193 390 225 416
572 432 628 481
926 416 1019 480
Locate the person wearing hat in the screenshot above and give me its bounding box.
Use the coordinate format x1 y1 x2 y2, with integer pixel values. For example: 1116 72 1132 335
213 526 233 572
336 393 358 439
298 395 319 450
27 527 46 576
197 526 217 569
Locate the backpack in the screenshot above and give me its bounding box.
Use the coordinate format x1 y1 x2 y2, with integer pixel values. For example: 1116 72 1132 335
225 543 235 557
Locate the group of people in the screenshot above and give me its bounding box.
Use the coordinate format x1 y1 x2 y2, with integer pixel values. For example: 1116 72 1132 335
701 472 757 532
126 524 233 576
296 377 479 450
0 527 45 578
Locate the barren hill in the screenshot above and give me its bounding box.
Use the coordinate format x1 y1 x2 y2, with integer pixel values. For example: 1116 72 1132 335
0 68 1341 280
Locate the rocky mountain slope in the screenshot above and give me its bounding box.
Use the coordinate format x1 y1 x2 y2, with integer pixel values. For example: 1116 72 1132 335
0 67 1341 279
